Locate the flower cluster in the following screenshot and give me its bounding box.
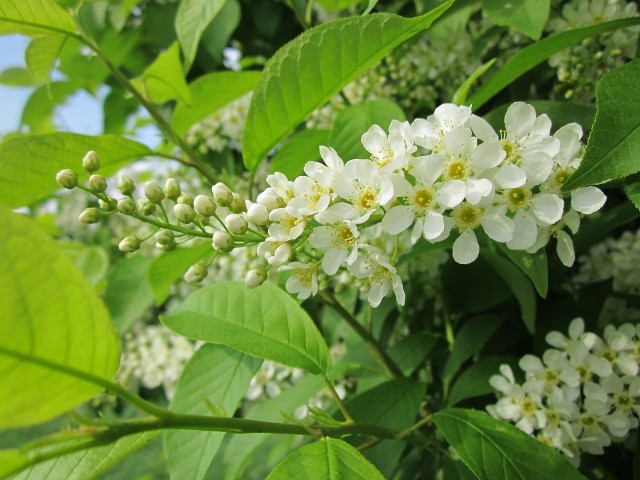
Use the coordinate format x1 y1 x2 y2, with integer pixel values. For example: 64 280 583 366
118 324 196 399
488 318 640 465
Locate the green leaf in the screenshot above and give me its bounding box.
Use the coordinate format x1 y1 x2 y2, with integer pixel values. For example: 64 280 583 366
175 0 228 70
0 0 77 37
447 356 517 406
265 438 385 480
7 432 160 479
432 408 587 480
329 99 405 161
482 0 549 40
481 249 536 334
452 58 496 106
344 379 425 477
163 281 332 375
26 34 66 84
387 332 439 376
171 71 260 136
242 2 454 169
60 243 110 288
0 132 151 208
443 315 503 387
165 345 262 480
468 17 640 109
148 243 212 305
0 207 120 429
132 42 191 104
199 0 240 64
270 129 330 179
498 244 548 298
20 82 78 133
0 67 36 86
104 256 155 333
625 173 640 211
563 60 640 190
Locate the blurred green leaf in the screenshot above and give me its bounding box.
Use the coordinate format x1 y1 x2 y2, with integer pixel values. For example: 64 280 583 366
132 42 191 105
0 67 36 86
270 129 329 179
0 0 77 37
25 34 66 84
482 0 549 40
175 0 228 70
242 1 454 169
625 173 640 211
498 245 548 298
447 356 517 406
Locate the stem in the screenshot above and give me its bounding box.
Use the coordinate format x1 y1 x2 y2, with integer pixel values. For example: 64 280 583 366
131 212 211 239
80 37 217 184
305 0 315 26
319 292 403 378
323 375 354 423
286 0 310 29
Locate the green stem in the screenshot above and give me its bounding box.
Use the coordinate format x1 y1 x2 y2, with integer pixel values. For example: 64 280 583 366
323 375 354 423
318 292 403 378
131 212 211 239
286 0 310 29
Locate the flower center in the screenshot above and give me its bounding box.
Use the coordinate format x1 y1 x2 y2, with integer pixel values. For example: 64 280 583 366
453 203 481 230
293 265 317 287
506 187 532 210
614 392 634 410
357 187 377 210
335 224 355 246
551 168 572 188
543 369 559 386
580 414 597 427
370 146 393 168
414 188 434 209
446 160 469 180
576 365 592 382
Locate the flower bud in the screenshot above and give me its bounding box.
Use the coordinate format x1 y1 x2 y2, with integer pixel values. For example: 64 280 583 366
117 197 136 215
79 207 101 224
118 175 136 196
247 203 269 225
158 240 177 252
155 229 174 246
138 199 156 215
184 262 209 284
177 193 194 206
256 191 280 212
56 169 78 189
119 235 141 253
245 268 267 288
89 174 107 193
268 243 292 266
212 231 234 251
165 178 182 201
225 213 249 235
82 151 101 172
99 197 116 212
194 195 217 217
144 181 165 204
230 194 247 213
174 203 196 224
212 182 233 206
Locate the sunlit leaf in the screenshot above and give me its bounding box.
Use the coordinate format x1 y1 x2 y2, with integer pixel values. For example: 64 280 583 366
175 0 228 70
482 0 549 40
0 0 77 37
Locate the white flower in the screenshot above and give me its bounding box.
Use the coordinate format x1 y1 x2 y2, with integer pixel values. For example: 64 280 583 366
361 123 410 174
412 103 472 152
309 221 360 275
282 262 320 300
268 207 306 240
348 248 405 307
257 240 293 266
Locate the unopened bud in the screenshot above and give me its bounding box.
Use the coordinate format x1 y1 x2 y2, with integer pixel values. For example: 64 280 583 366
56 169 78 189
138 199 156 215
117 197 136 215
99 197 116 211
194 195 217 217
165 178 182 201
230 193 247 213
212 182 233 206
174 203 196 223
184 262 209 284
256 191 280 212
247 203 269 225
225 213 249 235
79 207 101 224
119 235 141 253
82 151 100 172
212 231 234 251
177 193 194 206
118 175 135 196
144 181 164 204
89 174 107 193
155 229 174 246
245 268 267 288
158 240 177 252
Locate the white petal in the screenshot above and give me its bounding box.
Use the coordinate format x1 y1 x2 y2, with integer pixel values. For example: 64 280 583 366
469 114 498 142
568 318 584 339
520 354 544 373
472 141 506 170
505 102 536 137
507 212 538 250
453 229 479 264
322 248 349 275
532 194 564 225
465 178 493 204
438 180 466 207
571 187 606 214
556 230 575 267
381 206 414 235
521 151 554 186
423 212 445 240
495 164 527 188
481 213 514 243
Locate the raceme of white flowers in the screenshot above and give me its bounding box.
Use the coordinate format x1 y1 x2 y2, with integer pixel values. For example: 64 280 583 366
488 318 640 466
208 102 606 306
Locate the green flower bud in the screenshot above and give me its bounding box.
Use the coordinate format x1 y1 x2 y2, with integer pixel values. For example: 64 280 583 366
158 240 177 252
79 207 101 224
174 203 196 224
89 174 107 193
212 182 233 206
212 231 234 251
177 193 194 206
119 235 141 253
155 229 174 246
138 198 156 215
165 178 182 201
144 181 165 204
118 175 136 196
82 151 101 173
184 262 209 284
194 195 217 217
117 197 136 215
224 213 249 235
99 197 116 212
245 268 267 288
230 193 247 213
56 169 78 189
